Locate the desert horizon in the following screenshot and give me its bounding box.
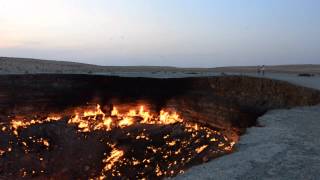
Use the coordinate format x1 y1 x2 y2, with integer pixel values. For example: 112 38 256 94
1 56 320 74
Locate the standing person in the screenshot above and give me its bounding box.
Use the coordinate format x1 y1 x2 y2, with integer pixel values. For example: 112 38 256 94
261 65 266 76
257 66 261 75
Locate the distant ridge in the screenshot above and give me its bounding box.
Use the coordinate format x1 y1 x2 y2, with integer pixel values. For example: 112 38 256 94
0 57 319 74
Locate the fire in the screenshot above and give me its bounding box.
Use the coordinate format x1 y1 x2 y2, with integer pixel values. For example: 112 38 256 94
1 103 236 179
8 104 185 136
0 149 5 156
195 145 208 153
103 148 124 171
159 110 182 124
156 164 163 176
102 117 112 131
167 140 176 146
97 146 125 179
118 117 133 127
42 139 50 147
111 107 119 116
67 104 183 132
10 115 61 135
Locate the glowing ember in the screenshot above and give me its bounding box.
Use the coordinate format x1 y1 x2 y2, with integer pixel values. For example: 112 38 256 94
0 104 235 179
195 145 208 153
101 147 124 173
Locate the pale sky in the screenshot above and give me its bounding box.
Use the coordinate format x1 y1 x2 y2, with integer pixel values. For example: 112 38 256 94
0 0 319 67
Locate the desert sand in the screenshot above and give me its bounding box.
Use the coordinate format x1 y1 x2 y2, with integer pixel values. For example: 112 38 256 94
0 57 211 74
1 57 320 75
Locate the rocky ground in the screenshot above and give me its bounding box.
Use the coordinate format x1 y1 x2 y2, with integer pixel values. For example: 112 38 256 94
175 105 320 180
174 74 320 180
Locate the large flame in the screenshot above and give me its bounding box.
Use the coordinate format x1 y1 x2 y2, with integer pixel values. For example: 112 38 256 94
68 104 183 132
1 103 236 179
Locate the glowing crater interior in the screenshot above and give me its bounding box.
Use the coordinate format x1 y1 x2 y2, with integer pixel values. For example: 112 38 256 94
0 104 235 179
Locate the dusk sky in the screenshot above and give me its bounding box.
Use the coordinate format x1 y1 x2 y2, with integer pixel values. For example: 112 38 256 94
0 0 319 67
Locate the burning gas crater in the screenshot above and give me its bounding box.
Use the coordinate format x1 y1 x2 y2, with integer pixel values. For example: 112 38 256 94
0 104 235 179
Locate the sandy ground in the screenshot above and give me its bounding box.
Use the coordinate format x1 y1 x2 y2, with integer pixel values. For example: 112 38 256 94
0 57 214 74
1 57 320 179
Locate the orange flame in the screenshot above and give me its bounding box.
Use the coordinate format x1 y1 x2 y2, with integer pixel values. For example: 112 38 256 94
68 104 183 132
3 103 237 179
